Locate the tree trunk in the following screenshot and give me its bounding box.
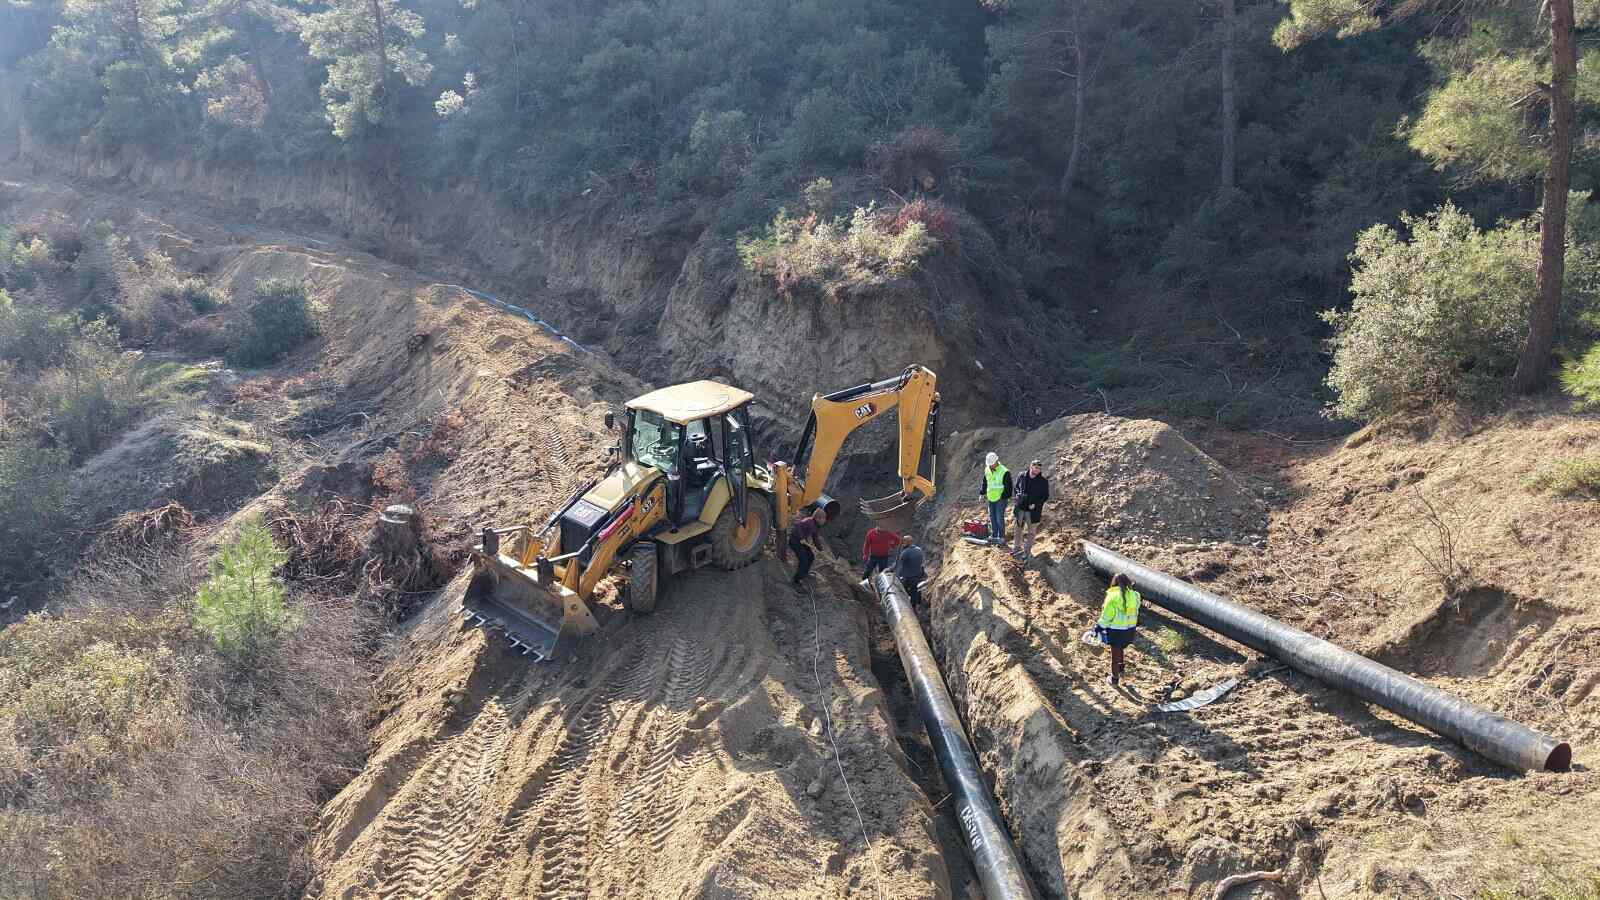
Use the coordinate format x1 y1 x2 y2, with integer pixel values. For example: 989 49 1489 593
1060 29 1086 198
1512 0 1576 394
1219 0 1237 193
238 6 276 106
368 0 392 120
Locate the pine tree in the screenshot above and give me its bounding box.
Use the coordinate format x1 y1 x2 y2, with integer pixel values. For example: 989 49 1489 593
300 0 432 139
1277 0 1586 393
193 517 297 658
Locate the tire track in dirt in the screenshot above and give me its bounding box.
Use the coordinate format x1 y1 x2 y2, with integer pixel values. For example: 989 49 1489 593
440 699 567 899
594 638 719 890
527 639 669 899
644 644 767 858
537 417 575 499
377 698 512 900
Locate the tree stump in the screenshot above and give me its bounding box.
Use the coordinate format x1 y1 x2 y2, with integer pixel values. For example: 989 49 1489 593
370 504 423 561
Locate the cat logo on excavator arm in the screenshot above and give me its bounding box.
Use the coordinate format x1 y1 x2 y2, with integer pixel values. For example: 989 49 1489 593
462 365 939 660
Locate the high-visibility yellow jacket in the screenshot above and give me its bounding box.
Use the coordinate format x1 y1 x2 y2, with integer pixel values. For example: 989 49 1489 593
984 464 1009 502
1099 586 1140 630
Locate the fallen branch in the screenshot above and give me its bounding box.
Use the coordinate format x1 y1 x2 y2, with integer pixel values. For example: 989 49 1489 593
1213 869 1284 900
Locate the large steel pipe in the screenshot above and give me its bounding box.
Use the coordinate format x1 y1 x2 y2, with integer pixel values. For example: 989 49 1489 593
871 572 1039 900
1081 541 1571 773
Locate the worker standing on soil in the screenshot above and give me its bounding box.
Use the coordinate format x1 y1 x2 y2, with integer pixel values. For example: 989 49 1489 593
896 534 925 608
860 524 900 586
980 452 1012 545
789 507 829 585
1011 459 1049 558
1098 573 1141 686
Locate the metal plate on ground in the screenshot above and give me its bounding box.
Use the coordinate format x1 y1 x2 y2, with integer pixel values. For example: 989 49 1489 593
1156 677 1239 713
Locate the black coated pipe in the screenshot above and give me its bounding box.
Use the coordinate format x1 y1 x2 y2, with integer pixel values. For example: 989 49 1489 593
1081 541 1572 773
871 572 1039 900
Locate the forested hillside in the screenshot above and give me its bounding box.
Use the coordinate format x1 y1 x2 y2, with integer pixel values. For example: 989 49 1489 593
4 0 1600 425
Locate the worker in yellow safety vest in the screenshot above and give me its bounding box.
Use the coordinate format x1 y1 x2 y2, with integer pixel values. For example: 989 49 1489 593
978 452 1012 546
1097 572 1141 686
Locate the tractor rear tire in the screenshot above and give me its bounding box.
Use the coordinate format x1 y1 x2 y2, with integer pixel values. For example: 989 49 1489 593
710 499 771 570
624 541 659 614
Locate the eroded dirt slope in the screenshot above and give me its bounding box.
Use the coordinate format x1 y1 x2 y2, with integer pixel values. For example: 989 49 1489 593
924 413 1600 898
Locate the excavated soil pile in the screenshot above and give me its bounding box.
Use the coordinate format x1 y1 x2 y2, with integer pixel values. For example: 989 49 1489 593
923 412 1600 899
944 414 1268 545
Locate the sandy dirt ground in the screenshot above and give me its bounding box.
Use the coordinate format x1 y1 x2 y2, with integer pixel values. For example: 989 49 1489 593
306 557 949 900
926 414 1600 898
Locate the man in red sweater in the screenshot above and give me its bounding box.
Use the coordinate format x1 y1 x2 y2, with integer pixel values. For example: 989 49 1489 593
859 525 901 587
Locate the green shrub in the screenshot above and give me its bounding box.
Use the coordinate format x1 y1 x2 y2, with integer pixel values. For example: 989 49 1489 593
0 289 78 370
1526 456 1600 498
2 234 54 291
40 319 143 462
73 222 131 321
228 278 319 367
0 442 73 587
193 518 299 658
1562 344 1600 411
802 177 836 215
108 253 226 345
173 277 225 313
737 203 937 298
1323 203 1536 420
1 621 175 783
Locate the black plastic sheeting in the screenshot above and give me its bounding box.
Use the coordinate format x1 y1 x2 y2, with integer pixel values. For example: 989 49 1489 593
1082 541 1571 773
871 572 1039 900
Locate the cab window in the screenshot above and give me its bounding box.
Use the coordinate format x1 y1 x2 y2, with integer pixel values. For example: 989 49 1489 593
628 410 682 474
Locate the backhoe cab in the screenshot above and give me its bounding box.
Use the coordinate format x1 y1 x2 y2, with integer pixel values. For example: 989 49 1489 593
463 367 938 660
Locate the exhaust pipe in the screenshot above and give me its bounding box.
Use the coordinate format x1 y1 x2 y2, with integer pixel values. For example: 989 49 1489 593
871 572 1039 900
1081 541 1571 773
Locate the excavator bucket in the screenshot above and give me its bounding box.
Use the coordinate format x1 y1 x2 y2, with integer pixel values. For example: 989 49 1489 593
461 535 599 661
860 491 922 534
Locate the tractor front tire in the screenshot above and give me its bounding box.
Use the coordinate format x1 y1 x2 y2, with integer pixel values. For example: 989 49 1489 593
710 499 771 570
624 541 659 614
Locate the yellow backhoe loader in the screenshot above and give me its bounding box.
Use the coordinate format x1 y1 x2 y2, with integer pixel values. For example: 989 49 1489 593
461 365 939 659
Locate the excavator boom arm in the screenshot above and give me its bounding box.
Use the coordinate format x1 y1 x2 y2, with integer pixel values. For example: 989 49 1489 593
774 365 939 531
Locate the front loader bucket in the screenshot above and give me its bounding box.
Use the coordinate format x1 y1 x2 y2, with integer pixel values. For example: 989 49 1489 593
860 491 921 534
461 552 599 661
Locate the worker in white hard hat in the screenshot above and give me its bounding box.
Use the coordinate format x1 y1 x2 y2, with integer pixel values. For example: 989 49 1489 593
979 451 1012 546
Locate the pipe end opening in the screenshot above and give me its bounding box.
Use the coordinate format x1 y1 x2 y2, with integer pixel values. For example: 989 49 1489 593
1542 743 1568 771
1545 743 1573 773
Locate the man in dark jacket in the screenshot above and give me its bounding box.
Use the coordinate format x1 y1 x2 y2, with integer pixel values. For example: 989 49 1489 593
895 534 925 608
789 507 829 584
1011 459 1049 558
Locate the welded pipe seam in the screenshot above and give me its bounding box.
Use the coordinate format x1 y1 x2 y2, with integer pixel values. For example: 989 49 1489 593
1081 540 1571 773
871 571 1039 900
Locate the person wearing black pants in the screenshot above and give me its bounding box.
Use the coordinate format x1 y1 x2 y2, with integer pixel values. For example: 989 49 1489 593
895 534 926 608
1011 459 1049 559
789 507 829 584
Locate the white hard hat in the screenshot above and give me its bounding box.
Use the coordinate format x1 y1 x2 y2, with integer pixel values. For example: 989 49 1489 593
985 452 999 466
